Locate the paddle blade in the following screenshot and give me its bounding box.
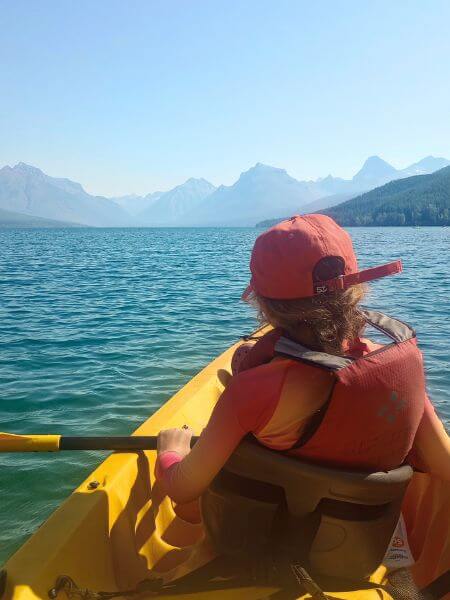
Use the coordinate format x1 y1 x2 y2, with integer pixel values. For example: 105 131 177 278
0 433 61 452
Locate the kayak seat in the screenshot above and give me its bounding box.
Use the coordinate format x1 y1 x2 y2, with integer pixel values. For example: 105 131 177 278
201 438 413 580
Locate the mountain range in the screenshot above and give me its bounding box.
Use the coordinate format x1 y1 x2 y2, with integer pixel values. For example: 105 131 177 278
0 163 131 226
0 155 449 228
182 163 323 226
322 166 450 226
111 193 163 216
138 178 216 224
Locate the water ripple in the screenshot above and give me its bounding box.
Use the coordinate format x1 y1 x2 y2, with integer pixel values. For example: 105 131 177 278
0 226 448 562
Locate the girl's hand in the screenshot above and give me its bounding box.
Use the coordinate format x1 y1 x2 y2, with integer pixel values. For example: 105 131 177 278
157 426 193 458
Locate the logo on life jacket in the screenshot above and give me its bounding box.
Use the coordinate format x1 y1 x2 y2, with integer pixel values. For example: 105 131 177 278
377 391 407 424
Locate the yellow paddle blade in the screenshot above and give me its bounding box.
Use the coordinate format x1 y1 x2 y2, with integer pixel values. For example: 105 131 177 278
0 432 61 452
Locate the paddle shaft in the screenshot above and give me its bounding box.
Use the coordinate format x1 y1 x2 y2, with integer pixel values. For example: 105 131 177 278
0 433 199 452
60 436 200 451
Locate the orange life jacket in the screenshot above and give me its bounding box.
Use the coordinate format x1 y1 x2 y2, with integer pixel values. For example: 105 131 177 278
267 310 426 471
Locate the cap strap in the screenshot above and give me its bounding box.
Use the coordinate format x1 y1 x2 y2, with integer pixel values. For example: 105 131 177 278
314 260 402 294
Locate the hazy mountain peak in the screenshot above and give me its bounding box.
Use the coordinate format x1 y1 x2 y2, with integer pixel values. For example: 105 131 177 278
237 163 292 187
184 163 317 226
137 177 216 224
403 155 450 174
352 156 397 185
112 192 164 215
0 163 131 226
145 191 163 200
183 176 213 186
9 163 87 196
15 161 37 170
11 162 46 178
364 155 390 165
15 162 43 172
247 162 286 174
356 155 396 173
0 162 45 181
175 177 216 192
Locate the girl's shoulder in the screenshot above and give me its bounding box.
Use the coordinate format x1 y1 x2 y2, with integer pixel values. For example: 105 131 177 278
232 328 283 374
226 354 294 433
347 337 384 357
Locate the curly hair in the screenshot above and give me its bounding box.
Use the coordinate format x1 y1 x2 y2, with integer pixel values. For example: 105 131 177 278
250 285 367 355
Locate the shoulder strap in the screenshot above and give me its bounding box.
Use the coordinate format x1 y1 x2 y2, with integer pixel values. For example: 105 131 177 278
274 337 353 371
362 310 416 342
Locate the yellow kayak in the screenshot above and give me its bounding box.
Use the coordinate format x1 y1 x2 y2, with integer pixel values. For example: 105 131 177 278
2 330 450 600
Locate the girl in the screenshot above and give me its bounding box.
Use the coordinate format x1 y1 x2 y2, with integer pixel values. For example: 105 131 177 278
156 214 449 507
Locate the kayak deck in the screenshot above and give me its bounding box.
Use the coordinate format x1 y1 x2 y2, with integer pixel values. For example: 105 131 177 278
2 330 450 599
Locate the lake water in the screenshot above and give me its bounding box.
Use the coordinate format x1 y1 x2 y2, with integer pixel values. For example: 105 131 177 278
0 226 449 564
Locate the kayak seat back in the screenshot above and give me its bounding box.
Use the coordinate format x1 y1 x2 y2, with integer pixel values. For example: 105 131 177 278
201 439 413 579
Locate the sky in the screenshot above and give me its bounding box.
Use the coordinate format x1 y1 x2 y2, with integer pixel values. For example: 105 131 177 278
1 0 450 197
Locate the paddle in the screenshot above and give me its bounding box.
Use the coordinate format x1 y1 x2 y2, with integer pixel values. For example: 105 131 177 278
0 432 199 452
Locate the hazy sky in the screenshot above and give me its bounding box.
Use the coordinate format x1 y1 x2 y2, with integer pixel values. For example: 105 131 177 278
1 0 450 196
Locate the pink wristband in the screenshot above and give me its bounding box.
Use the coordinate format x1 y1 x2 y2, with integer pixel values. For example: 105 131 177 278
155 450 183 480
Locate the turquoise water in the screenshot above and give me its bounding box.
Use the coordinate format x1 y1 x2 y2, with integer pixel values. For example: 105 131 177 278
0 226 449 563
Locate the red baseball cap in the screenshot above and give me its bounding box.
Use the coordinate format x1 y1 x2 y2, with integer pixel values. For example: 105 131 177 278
242 214 402 300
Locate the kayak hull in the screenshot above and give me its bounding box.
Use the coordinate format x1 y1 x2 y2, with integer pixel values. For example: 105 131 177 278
2 330 450 599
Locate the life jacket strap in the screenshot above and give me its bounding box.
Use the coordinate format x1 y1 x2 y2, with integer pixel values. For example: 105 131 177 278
290 380 336 450
274 310 416 372
274 337 354 370
362 310 416 343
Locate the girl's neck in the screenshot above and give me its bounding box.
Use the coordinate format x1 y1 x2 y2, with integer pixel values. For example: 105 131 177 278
282 323 356 355
283 324 321 350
